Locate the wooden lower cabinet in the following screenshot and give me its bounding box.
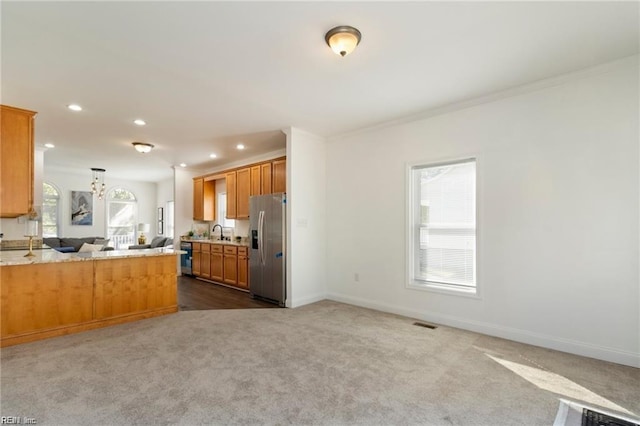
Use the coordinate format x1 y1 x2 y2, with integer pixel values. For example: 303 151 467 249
237 246 249 289
192 242 202 276
1 254 178 347
94 256 177 320
1 262 94 337
210 245 223 282
223 246 238 285
200 243 211 279
192 242 250 290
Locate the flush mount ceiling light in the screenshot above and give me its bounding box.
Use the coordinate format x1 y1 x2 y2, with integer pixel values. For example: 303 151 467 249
67 104 82 111
133 119 146 126
236 144 245 150
132 142 154 153
209 153 217 159
325 25 361 57
90 168 106 200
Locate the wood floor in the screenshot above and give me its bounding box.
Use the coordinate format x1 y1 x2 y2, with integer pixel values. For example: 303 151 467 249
177 275 279 310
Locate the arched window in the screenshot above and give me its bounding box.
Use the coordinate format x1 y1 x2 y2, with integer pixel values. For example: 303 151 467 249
107 188 137 249
42 182 60 237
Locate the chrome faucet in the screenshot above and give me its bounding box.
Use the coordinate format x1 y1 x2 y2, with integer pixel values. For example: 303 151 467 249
212 224 223 241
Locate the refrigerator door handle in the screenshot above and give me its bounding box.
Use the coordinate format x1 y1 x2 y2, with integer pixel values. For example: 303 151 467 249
258 210 265 266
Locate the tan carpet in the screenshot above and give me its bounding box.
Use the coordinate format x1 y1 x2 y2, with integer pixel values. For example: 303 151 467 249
1 300 638 425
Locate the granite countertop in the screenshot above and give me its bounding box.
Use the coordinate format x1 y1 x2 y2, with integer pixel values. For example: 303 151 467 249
181 238 249 247
0 247 184 266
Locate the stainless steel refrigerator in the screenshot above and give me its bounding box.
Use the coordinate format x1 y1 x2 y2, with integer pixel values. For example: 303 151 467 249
249 193 286 307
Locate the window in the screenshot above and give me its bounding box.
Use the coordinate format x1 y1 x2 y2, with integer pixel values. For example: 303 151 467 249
107 188 137 249
408 159 477 294
42 182 60 237
217 192 235 228
165 201 174 238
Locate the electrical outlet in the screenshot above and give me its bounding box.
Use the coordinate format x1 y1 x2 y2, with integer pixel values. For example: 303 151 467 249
354 273 360 282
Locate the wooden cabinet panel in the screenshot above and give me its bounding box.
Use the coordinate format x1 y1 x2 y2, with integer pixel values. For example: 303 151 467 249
1 262 93 336
223 245 238 285
250 165 261 196
261 163 272 195
226 171 237 219
237 246 249 289
193 178 203 220
94 256 177 320
1 105 36 217
1 254 178 347
200 243 211 279
193 178 215 221
272 159 286 193
203 179 215 221
192 242 202 276
236 167 250 219
211 249 223 282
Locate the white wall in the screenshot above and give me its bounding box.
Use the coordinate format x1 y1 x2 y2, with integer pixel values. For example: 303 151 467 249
156 176 174 236
286 127 327 308
174 167 197 241
43 170 157 239
325 57 639 367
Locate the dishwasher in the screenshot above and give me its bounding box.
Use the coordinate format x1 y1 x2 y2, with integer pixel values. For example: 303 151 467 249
180 241 193 275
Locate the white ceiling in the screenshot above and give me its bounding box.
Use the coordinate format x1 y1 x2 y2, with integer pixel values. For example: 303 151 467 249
2 1 638 182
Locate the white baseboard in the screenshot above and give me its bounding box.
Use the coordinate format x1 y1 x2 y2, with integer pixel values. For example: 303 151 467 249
290 292 326 308
326 292 640 368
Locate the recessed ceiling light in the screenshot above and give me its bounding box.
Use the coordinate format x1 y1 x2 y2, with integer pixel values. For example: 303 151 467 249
236 144 245 150
133 119 146 126
67 104 82 111
209 153 217 159
179 163 187 168
44 143 55 148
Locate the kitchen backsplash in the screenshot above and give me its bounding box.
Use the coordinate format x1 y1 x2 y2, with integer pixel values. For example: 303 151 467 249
188 219 249 239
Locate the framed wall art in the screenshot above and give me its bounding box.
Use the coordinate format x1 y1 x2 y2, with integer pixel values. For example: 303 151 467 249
71 191 93 225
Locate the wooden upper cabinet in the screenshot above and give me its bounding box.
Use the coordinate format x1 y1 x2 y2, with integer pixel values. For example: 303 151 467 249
261 163 272 195
203 179 215 221
236 167 250 219
226 171 237 219
1 105 36 217
272 159 286 193
250 165 261 196
193 178 215 221
193 178 203 220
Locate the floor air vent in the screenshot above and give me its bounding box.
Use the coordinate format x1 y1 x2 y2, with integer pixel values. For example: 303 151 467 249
413 322 438 330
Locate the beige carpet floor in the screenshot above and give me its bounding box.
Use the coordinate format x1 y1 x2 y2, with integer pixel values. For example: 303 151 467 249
1 300 638 425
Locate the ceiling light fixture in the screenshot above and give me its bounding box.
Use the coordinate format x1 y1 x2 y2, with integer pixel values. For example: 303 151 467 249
236 144 245 150
90 168 106 200
132 142 154 153
325 25 361 57
44 143 55 148
179 163 187 168
133 119 146 126
68 104 82 111
209 153 217 159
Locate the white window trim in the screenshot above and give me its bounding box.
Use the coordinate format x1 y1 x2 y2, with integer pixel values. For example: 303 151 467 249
405 155 482 299
42 181 61 238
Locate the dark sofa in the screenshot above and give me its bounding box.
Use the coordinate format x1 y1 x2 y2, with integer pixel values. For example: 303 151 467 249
128 236 173 250
43 237 114 252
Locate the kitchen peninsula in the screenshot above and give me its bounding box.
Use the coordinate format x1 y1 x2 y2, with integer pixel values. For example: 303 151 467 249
0 247 181 347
